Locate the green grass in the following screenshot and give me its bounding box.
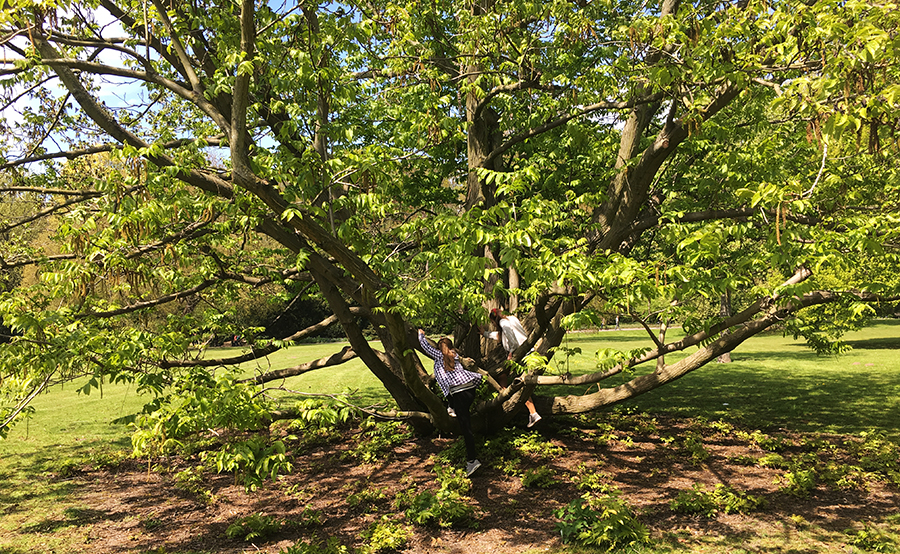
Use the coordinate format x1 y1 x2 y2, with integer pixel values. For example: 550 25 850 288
0 380 141 554
1 321 899 553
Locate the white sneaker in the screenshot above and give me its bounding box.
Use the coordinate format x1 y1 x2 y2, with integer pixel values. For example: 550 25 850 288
527 412 542 428
466 459 481 476
447 407 457 417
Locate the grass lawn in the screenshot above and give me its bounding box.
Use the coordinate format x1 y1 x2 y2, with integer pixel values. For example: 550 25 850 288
1 320 898 553
584 320 900 438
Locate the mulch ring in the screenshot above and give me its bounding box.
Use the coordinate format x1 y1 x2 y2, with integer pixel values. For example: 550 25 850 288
71 413 899 553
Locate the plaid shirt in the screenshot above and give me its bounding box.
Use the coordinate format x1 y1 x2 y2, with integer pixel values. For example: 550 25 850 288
418 333 482 397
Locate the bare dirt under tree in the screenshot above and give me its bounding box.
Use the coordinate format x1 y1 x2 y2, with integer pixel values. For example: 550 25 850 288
59 413 900 554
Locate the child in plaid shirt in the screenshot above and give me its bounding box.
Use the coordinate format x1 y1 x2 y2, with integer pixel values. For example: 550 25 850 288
418 329 482 476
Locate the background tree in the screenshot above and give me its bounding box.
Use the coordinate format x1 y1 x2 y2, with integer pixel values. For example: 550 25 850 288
1 0 899 438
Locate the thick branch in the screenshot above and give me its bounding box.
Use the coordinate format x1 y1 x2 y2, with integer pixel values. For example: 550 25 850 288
536 267 813 387
230 0 256 171
548 285 850 414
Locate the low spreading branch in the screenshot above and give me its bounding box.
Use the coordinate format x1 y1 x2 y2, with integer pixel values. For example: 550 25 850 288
266 389 433 423
238 346 358 384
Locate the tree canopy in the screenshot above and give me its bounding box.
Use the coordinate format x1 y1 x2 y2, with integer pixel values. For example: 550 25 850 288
1 0 899 439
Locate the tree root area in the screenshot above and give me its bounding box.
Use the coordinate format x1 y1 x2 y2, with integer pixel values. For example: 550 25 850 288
63 415 900 553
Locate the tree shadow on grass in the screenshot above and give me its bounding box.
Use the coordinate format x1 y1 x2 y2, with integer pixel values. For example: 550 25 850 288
845 336 900 350
616 356 900 438
0 438 133 519
17 507 113 534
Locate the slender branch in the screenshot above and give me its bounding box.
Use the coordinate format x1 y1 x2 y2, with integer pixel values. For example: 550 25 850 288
628 206 820 239
98 0 188 80
0 75 55 112
805 138 828 198
149 0 204 93
473 78 551 121
0 189 106 235
0 137 224 170
0 253 77 270
78 278 219 318
0 370 55 435
0 186 100 196
482 94 667 168
24 90 72 161
31 33 234 197
25 51 228 132
126 221 218 260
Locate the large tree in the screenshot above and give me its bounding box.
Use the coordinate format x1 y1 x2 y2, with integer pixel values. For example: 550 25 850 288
1 0 899 438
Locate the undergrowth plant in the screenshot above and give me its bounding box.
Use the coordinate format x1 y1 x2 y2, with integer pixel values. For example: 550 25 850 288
289 397 356 430
278 397 357 448
670 483 766 517
129 369 272 457
203 436 293 491
736 430 792 452
173 466 216 503
846 524 896 553
405 464 476 528
849 431 900 485
779 467 818 497
572 462 614 493
346 482 389 511
279 537 349 554
225 512 288 542
512 431 565 459
359 516 412 554
343 418 411 463
522 466 558 488
681 432 710 465
554 491 650 551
